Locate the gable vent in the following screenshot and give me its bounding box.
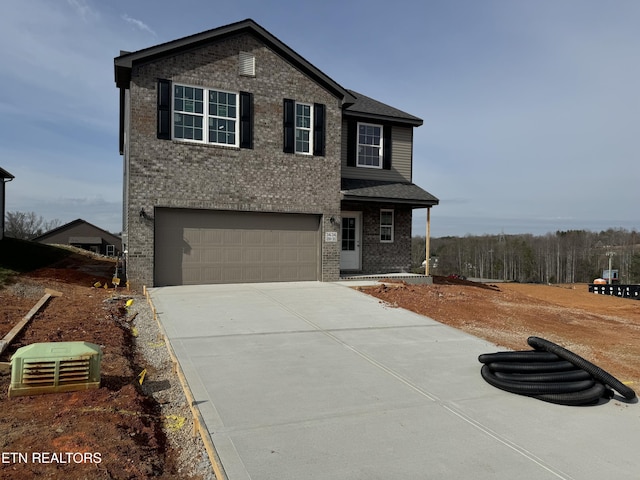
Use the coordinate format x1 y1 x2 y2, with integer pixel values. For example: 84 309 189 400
239 51 255 77
9 342 102 398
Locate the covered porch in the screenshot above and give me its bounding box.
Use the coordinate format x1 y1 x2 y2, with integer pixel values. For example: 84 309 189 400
339 179 439 277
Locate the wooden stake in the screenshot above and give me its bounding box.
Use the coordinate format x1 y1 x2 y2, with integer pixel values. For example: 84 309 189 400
0 289 62 356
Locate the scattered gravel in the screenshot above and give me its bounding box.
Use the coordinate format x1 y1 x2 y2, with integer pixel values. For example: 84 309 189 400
7 279 47 300
128 293 217 480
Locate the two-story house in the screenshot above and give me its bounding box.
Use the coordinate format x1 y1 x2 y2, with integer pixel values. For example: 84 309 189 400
114 19 438 288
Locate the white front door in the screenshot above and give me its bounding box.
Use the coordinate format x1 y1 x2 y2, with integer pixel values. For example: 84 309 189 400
340 211 361 270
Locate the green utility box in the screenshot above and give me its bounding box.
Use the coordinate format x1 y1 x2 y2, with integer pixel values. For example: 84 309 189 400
9 342 102 398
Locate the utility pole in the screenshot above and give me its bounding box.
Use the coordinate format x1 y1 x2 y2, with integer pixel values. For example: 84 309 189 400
606 251 615 284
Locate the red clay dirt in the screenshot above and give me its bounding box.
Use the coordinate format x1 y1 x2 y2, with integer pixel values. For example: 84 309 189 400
0 253 192 479
2 260 638 479
361 277 640 388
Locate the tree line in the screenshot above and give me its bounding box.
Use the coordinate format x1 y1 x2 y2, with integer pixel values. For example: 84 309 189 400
3 211 61 240
412 228 640 284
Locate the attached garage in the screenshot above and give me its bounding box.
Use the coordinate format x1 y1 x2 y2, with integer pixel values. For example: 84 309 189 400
154 208 321 286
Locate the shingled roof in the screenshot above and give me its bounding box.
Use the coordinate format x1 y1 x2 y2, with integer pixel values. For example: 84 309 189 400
0 167 14 180
114 18 354 103
341 179 439 208
344 90 423 126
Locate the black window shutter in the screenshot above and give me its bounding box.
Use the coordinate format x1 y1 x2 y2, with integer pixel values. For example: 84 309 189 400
313 103 325 156
346 120 356 167
283 98 295 153
239 92 253 149
157 79 172 140
383 125 392 170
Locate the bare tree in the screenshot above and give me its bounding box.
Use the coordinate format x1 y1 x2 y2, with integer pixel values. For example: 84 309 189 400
4 211 61 240
429 228 640 284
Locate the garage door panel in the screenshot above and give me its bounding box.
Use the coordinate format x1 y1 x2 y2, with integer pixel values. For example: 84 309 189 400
262 249 279 263
280 249 299 262
155 209 320 286
224 248 243 263
245 248 264 263
220 266 243 283
263 231 279 244
245 231 264 245
224 230 242 244
203 229 224 245
299 232 317 245
202 248 223 263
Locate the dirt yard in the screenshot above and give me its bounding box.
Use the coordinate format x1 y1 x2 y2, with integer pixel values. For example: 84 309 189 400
0 252 212 480
362 277 640 388
1 258 638 479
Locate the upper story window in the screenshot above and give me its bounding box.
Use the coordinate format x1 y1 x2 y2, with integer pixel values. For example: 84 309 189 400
157 79 252 149
283 99 325 156
173 84 238 146
295 102 312 154
357 122 383 168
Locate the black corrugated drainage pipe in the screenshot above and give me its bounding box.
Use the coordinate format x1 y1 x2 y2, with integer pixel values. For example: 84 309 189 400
527 336 636 401
478 337 636 406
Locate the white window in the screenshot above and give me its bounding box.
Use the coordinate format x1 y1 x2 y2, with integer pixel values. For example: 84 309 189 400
380 209 394 242
173 84 238 146
357 122 383 168
295 102 313 154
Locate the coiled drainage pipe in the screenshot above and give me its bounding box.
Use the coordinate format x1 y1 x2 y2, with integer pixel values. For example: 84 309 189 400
481 365 595 395
478 351 560 363
527 336 636 401
492 369 592 383
486 360 576 373
478 336 636 406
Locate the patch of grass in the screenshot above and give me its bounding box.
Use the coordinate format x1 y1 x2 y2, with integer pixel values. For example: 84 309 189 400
0 237 72 284
0 267 14 285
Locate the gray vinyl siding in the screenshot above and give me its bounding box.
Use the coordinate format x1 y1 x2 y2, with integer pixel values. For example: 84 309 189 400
341 119 413 182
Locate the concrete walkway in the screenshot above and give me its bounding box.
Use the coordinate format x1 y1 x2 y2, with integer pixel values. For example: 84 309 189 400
150 282 639 480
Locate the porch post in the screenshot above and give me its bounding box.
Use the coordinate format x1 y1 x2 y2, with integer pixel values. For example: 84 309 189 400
425 207 431 276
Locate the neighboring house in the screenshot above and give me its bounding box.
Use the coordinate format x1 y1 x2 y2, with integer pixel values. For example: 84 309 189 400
33 219 122 256
114 19 438 288
0 167 14 241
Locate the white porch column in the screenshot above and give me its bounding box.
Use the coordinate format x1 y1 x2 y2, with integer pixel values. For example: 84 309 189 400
425 207 431 276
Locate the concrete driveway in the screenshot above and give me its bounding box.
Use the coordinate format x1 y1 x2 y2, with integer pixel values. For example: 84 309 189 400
150 282 639 480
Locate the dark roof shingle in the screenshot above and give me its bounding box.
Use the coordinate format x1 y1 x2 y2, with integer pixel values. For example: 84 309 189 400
344 90 423 126
341 179 438 207
0 167 14 179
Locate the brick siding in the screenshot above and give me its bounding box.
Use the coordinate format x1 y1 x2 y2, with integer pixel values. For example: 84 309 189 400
125 33 342 287
343 203 413 274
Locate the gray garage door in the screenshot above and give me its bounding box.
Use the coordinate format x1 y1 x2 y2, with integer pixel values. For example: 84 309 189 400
154 208 321 286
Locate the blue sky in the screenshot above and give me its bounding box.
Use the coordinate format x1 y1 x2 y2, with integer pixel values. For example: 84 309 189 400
1 0 638 237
